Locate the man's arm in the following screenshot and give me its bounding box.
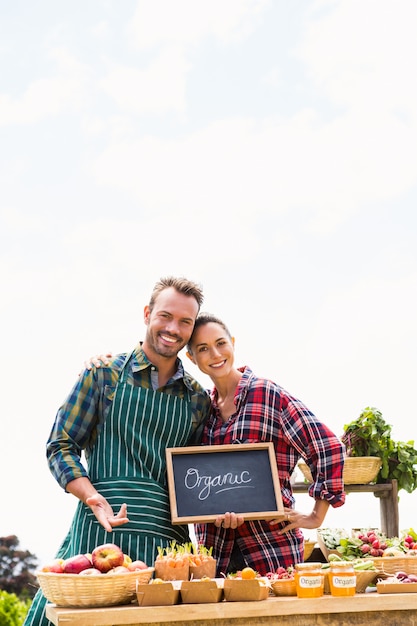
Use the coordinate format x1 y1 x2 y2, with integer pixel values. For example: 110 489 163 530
47 366 129 531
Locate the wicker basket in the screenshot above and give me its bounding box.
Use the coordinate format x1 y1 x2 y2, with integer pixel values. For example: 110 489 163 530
316 533 344 561
322 569 380 594
298 457 381 485
303 540 316 560
370 556 417 576
271 578 297 596
36 568 154 608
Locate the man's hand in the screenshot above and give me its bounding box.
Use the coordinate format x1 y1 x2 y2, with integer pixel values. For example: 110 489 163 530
86 493 129 533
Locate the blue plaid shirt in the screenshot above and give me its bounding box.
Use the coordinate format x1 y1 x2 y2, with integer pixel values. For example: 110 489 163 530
47 345 210 490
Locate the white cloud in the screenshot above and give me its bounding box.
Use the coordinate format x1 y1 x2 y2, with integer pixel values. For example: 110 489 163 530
98 46 191 114
0 47 90 125
81 114 135 140
0 206 44 233
128 0 271 49
89 107 417 232
260 67 283 88
91 20 110 40
298 0 417 118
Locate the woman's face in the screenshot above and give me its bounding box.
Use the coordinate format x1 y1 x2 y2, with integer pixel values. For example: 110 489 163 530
187 322 235 379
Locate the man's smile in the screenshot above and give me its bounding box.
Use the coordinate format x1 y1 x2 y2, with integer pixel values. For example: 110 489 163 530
159 333 179 344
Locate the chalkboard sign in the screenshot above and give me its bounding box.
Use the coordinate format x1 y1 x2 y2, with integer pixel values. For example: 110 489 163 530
166 443 284 524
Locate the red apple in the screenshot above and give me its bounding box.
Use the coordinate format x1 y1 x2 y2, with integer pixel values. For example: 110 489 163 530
91 543 124 573
127 560 148 571
107 565 130 574
41 559 65 573
63 554 92 574
78 568 102 576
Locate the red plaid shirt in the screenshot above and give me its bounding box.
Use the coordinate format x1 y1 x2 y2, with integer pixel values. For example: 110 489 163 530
194 366 345 576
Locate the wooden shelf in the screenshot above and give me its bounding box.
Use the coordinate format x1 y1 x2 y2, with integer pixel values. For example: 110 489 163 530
293 479 399 537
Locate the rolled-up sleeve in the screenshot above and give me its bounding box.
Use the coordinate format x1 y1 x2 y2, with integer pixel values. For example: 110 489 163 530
280 394 346 507
46 368 108 490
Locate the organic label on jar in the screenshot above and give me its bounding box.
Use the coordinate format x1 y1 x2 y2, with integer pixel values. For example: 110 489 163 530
332 575 356 588
298 575 323 588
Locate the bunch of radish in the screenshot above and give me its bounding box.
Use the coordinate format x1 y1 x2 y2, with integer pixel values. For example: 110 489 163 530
266 566 295 581
402 533 417 551
387 571 417 584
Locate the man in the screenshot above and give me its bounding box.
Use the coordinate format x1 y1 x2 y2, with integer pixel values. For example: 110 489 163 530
24 276 210 626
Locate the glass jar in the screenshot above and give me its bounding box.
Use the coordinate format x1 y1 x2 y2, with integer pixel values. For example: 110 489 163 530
328 561 356 597
295 562 325 598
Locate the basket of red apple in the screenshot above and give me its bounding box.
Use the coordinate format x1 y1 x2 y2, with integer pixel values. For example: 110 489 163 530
36 543 154 607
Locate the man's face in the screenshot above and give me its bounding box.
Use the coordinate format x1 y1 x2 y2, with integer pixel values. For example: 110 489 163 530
143 287 199 360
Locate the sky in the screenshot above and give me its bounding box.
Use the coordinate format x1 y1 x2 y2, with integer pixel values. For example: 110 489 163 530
1 0 416 568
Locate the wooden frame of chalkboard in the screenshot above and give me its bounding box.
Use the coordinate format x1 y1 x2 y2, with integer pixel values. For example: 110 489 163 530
166 442 284 524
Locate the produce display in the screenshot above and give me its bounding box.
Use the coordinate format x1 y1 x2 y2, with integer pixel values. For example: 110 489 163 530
266 567 297 597
323 554 377 571
337 529 392 559
40 543 150 576
377 571 417 594
318 527 417 559
266 566 295 581
37 534 417 608
223 568 270 602
36 543 154 608
383 571 417 584
154 542 216 581
341 406 417 493
317 528 349 552
227 566 260 580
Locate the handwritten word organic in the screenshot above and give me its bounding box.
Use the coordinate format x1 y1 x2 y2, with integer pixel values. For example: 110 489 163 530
184 468 253 500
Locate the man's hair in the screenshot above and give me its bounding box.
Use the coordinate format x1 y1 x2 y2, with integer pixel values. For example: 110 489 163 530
149 276 204 312
187 312 232 353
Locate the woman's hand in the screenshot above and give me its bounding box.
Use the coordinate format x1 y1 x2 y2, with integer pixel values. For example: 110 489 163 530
83 353 113 371
270 501 330 534
214 511 245 529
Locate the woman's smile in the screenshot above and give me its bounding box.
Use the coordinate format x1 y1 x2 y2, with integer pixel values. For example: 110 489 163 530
210 359 227 369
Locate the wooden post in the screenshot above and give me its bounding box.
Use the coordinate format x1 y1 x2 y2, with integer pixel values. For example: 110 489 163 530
374 479 399 537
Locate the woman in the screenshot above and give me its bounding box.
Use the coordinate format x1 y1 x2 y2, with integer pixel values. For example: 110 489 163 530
185 313 345 576
85 312 345 576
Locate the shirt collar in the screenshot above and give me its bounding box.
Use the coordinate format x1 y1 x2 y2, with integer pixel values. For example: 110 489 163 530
211 365 253 408
131 343 193 390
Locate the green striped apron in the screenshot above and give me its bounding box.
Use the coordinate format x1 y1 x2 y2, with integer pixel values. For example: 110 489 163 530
24 353 192 626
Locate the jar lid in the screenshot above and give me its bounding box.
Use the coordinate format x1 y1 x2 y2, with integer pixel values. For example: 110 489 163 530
295 562 322 570
329 561 354 567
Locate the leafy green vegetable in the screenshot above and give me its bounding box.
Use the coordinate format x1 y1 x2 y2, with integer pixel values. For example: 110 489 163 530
336 536 379 560
318 528 349 550
327 554 376 570
341 407 417 494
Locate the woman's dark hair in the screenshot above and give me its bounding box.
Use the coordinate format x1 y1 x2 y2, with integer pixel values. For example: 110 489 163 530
187 312 232 353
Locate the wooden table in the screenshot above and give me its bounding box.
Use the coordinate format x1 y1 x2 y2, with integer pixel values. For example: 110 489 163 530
46 593 417 626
